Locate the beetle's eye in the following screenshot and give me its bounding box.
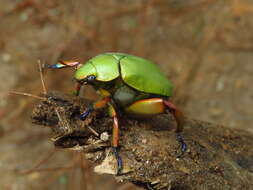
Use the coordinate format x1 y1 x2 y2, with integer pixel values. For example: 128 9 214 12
87 75 96 82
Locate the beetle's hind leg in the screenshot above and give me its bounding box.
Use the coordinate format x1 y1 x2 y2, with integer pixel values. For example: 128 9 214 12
126 98 187 155
163 100 187 155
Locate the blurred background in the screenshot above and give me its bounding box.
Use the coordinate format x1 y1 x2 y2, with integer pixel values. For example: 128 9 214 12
0 0 252 189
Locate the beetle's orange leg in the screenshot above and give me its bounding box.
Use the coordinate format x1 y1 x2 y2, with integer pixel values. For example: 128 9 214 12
163 100 187 154
126 98 185 131
80 96 110 120
80 88 111 120
126 98 187 154
108 103 122 175
74 82 82 96
163 100 184 133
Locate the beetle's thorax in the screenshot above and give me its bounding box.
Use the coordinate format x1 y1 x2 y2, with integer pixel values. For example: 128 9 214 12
74 62 97 81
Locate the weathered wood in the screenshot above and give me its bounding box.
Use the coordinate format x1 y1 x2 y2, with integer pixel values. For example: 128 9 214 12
31 92 253 190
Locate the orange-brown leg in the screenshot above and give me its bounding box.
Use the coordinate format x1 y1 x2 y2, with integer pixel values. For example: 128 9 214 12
126 98 187 154
126 98 184 131
163 100 184 132
108 103 122 175
74 82 82 96
80 88 112 120
80 96 110 120
163 100 187 154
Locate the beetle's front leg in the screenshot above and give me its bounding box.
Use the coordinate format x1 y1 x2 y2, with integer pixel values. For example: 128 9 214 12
80 96 110 120
74 82 82 96
108 103 122 175
80 88 111 120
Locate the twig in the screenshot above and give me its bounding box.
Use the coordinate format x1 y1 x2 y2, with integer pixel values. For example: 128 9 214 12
9 91 46 101
38 60 48 95
31 92 253 190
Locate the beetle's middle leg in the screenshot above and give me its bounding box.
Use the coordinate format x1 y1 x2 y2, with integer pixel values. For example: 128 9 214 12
126 98 187 155
108 103 123 175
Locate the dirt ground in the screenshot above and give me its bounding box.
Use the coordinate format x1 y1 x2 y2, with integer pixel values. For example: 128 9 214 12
0 0 252 190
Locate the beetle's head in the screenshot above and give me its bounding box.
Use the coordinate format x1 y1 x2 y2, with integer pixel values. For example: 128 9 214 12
74 62 97 85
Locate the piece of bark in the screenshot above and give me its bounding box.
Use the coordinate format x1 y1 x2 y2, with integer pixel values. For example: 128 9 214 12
31 91 253 190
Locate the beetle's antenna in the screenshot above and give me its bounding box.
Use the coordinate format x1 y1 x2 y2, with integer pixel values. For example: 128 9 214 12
58 60 81 69
38 59 47 95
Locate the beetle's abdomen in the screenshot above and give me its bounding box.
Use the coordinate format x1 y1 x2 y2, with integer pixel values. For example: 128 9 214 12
113 84 152 107
113 85 136 107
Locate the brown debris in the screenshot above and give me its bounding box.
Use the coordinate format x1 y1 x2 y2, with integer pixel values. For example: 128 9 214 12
31 91 253 190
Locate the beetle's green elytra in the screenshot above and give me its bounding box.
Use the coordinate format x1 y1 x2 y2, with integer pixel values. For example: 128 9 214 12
119 55 173 96
75 53 173 96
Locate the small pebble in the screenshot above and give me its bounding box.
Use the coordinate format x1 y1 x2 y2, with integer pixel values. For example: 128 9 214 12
100 132 109 141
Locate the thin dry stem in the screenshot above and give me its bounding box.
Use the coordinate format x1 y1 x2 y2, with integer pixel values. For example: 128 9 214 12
38 60 48 95
8 91 46 101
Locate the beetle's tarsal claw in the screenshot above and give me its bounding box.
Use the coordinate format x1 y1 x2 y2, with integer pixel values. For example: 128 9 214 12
80 111 89 120
80 105 93 120
176 133 187 157
112 147 123 175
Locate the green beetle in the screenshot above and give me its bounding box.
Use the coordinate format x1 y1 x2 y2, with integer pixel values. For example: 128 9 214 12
45 52 186 174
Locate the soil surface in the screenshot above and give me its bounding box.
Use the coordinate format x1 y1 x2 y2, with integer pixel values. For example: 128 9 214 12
0 0 253 189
